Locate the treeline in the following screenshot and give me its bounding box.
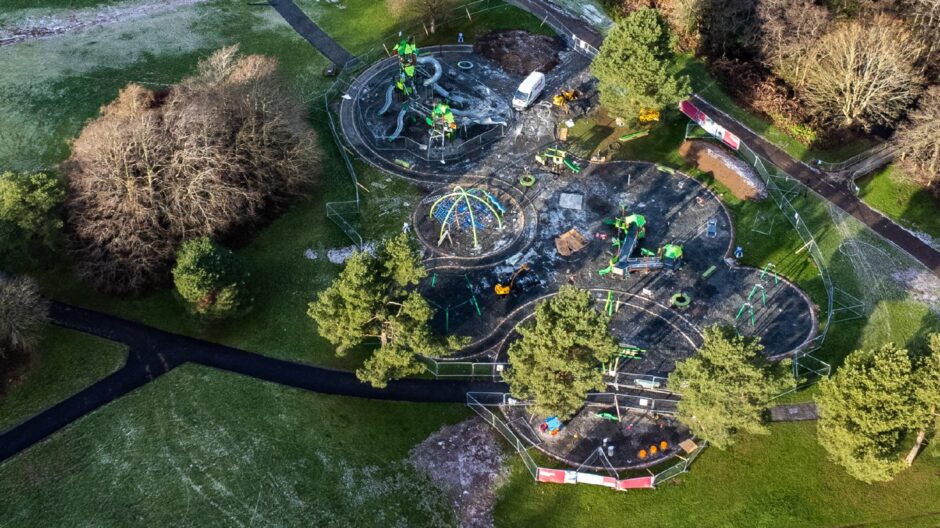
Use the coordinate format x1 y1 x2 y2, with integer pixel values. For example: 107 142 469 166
603 0 939 186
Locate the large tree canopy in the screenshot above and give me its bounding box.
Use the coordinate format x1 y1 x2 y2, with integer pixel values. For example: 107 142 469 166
591 7 691 124
0 171 64 272
895 86 940 190
816 343 927 483
668 326 790 449
798 15 924 128
308 233 459 388
503 286 619 420
65 45 319 294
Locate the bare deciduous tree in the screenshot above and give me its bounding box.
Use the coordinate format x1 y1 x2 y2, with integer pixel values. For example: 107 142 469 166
799 16 925 128
895 86 940 189
904 0 940 75
65 46 320 294
0 274 49 356
756 0 831 86
387 0 456 34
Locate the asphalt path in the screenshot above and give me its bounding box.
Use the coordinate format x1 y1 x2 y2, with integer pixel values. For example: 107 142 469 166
0 303 505 463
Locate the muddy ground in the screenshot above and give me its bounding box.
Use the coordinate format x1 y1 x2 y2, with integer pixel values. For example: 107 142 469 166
473 29 565 75
410 418 509 528
680 140 767 201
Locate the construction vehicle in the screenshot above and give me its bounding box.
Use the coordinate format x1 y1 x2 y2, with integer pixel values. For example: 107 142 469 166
495 264 529 296
552 89 580 113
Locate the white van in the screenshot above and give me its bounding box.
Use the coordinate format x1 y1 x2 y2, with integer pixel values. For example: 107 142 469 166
512 71 546 110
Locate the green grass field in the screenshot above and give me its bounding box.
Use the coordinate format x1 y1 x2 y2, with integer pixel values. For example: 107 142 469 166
496 421 940 528
0 327 126 431
0 364 469 527
2 1 940 526
858 165 940 241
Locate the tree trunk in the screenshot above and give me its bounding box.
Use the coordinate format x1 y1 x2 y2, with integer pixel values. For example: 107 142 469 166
904 429 927 466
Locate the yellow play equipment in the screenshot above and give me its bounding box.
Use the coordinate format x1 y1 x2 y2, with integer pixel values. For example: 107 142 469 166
495 264 529 296
639 108 661 124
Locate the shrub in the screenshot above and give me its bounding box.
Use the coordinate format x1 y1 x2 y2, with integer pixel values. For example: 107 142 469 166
172 238 250 318
0 171 64 271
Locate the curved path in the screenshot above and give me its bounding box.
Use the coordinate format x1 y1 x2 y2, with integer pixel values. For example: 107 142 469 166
691 95 940 277
0 302 505 464
268 0 354 66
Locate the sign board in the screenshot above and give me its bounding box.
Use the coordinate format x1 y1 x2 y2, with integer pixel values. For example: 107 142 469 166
679 100 741 151
616 476 655 490
537 468 577 484
575 472 618 488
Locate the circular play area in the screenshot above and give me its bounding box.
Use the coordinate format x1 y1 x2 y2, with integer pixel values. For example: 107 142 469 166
413 180 528 259
337 32 818 475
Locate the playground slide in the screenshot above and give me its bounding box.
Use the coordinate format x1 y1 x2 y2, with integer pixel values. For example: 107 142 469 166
449 107 508 126
417 56 442 86
613 223 639 270
388 107 407 141
378 84 395 115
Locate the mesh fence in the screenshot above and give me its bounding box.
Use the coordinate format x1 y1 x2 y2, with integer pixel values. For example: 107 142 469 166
467 392 539 478
319 0 598 248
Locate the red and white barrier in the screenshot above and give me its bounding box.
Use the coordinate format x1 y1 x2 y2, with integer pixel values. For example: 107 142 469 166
537 467 655 490
679 100 741 151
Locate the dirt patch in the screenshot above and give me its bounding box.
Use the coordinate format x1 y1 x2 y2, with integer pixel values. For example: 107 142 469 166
680 140 767 201
410 418 508 528
473 29 564 75
892 268 940 313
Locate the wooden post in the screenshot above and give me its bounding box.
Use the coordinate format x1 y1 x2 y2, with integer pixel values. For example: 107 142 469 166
615 394 622 423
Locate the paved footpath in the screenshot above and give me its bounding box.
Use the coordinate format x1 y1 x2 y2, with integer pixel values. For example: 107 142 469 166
268 0 354 65
692 96 940 277
0 303 505 463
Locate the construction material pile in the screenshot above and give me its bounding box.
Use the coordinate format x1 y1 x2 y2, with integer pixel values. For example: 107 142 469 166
679 140 767 201
473 29 564 75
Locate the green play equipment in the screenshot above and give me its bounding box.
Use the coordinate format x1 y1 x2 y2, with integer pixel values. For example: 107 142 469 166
429 185 504 248
535 148 581 173
519 173 536 187
618 130 650 142
618 345 646 359
671 292 691 309
597 412 619 422
760 262 779 285
748 283 767 306
426 102 457 138
735 302 756 326
702 265 717 278
598 213 647 276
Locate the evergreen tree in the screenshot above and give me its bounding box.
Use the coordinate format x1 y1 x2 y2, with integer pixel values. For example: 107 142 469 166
503 286 619 420
591 8 691 124
668 326 790 449
172 238 250 318
816 344 920 483
308 233 456 388
0 171 64 271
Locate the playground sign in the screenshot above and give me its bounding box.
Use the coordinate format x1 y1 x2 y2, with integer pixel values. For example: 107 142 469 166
679 100 741 151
